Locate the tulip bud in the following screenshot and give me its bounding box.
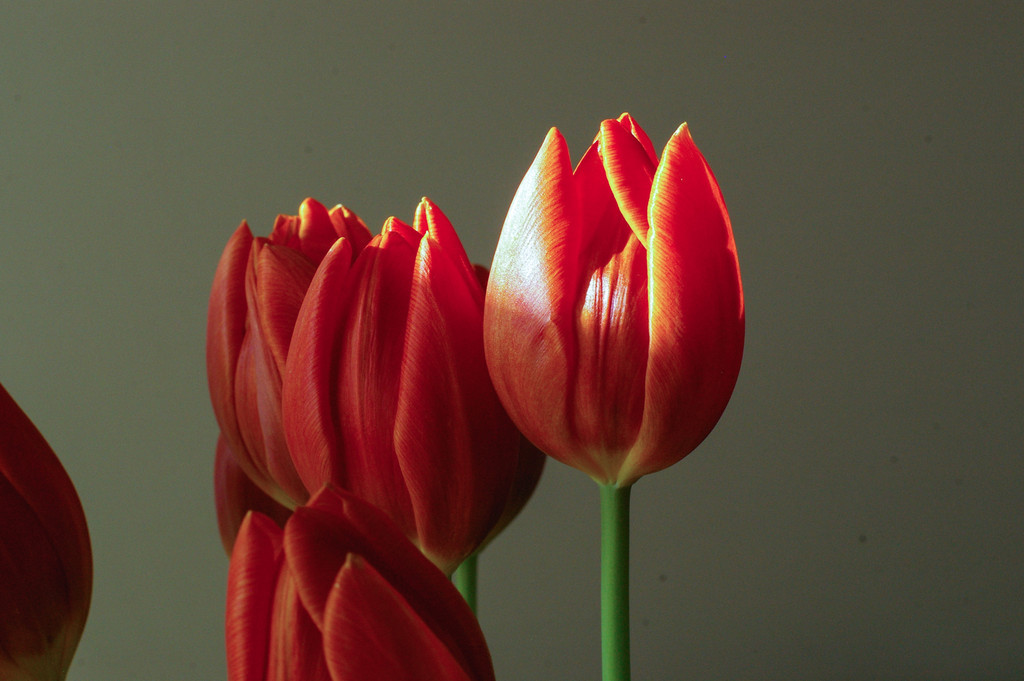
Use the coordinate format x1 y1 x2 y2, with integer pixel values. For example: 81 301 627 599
283 199 527 574
207 198 371 508
484 114 745 487
0 381 92 681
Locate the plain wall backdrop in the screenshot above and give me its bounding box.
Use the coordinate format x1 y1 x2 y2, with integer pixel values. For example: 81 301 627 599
1 2 1021 679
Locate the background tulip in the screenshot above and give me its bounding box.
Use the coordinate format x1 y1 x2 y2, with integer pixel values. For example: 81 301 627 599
207 198 371 508
226 488 494 681
283 198 523 574
484 113 745 487
0 381 92 681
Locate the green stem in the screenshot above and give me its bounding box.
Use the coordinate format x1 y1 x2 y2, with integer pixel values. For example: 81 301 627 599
601 483 631 681
454 552 478 614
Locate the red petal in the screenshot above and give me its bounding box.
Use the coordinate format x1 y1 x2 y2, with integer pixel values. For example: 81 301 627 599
483 128 581 463
393 231 519 572
0 382 91 678
332 229 420 539
571 229 650 482
269 198 336 264
232 329 275 493
328 204 372 256
600 118 656 247
414 198 484 309
626 124 744 484
323 556 476 681
249 241 318 376
265 567 330 681
0 464 72 676
282 238 354 498
234 241 316 505
617 112 659 165
207 221 254 463
226 512 283 681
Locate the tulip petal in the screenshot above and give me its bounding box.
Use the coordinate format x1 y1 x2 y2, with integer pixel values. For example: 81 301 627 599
327 204 372 255
283 238 354 497
572 230 650 483
626 124 744 484
333 227 419 539
0 383 91 680
0 470 70 678
617 112 659 165
394 231 519 571
234 241 317 506
600 118 656 247
249 242 318 388
413 198 484 310
484 128 581 462
207 221 254 464
323 556 474 681
269 198 340 264
226 512 283 681
265 568 330 681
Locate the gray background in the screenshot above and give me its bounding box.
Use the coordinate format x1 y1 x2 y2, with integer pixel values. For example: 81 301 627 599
2 2 1021 679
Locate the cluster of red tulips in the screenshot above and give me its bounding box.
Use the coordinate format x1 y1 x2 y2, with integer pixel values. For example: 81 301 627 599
0 114 743 681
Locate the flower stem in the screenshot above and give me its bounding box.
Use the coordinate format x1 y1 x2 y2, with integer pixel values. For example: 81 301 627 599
454 552 478 614
601 483 631 681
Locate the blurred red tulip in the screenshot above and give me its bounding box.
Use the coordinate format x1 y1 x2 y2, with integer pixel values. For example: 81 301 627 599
283 198 527 574
214 435 292 555
226 487 494 681
0 381 92 681
483 114 744 487
207 198 371 508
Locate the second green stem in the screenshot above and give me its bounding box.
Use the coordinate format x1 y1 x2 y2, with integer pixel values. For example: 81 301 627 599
455 552 478 614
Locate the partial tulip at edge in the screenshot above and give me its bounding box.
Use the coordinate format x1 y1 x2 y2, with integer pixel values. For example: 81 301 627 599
0 382 92 681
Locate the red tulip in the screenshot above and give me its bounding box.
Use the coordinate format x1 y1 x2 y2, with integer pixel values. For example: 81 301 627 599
207 198 371 508
283 198 525 574
483 114 744 487
0 381 92 681
226 487 494 681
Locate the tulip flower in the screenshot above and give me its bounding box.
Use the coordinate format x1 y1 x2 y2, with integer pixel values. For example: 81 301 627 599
207 198 371 508
484 114 744 681
0 381 92 681
483 113 744 488
283 198 527 575
226 487 494 681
